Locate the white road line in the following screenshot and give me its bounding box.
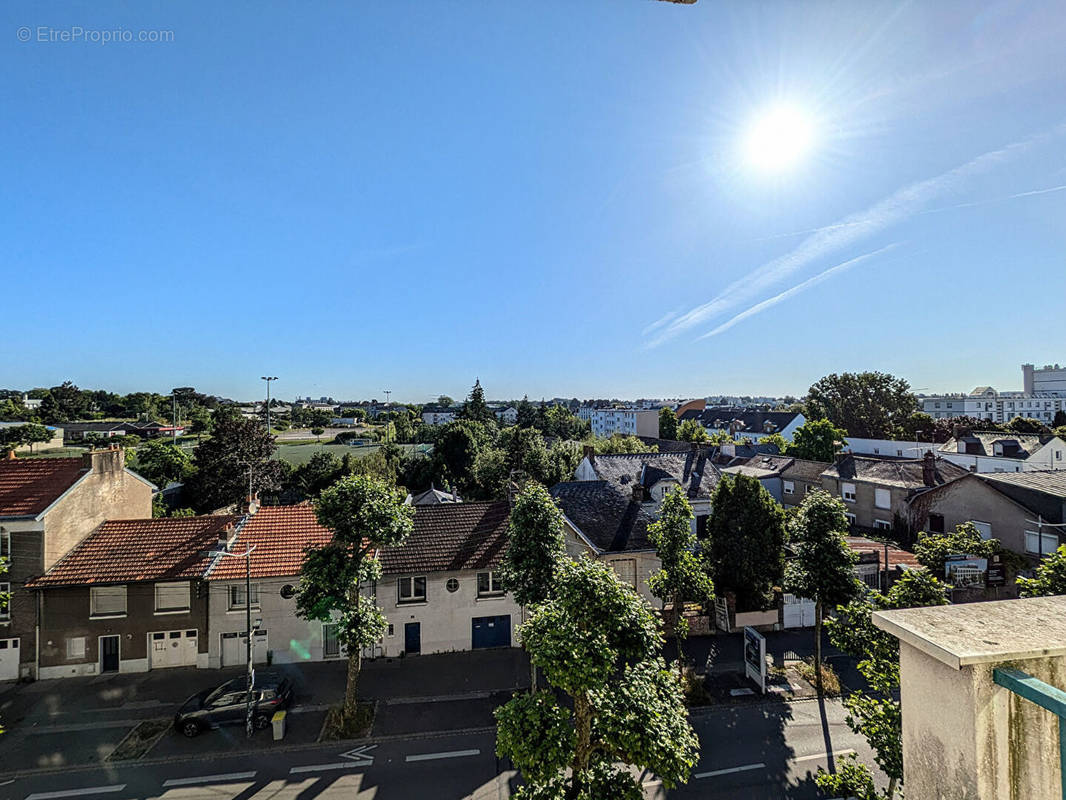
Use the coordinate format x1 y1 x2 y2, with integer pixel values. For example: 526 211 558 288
26 787 126 800
405 748 481 763
289 762 372 774
162 772 257 787
693 763 765 779
792 748 856 764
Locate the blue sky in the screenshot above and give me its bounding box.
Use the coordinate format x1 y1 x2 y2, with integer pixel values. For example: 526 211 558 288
2 1 1064 403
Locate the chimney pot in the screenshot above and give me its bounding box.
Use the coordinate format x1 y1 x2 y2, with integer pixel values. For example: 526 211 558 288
922 450 937 486
632 484 644 503
582 444 595 463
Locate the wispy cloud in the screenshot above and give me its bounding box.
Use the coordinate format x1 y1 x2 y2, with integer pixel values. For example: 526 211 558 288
646 125 1065 348
641 309 681 336
696 243 900 340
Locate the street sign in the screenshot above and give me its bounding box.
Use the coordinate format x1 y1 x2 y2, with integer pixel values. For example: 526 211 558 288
743 626 766 694
340 744 377 764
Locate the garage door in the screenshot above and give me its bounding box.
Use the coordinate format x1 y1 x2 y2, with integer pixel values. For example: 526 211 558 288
148 630 198 669
472 616 511 649
0 638 19 681
221 630 268 667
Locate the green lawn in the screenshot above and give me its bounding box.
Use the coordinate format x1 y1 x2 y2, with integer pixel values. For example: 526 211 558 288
273 441 431 466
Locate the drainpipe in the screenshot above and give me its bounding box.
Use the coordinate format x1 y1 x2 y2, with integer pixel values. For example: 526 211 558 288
35 590 41 680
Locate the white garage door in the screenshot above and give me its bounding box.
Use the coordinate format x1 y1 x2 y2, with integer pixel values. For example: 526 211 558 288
148 630 198 669
221 630 268 667
0 638 19 681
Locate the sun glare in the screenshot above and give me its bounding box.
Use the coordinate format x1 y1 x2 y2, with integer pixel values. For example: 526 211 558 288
744 105 816 171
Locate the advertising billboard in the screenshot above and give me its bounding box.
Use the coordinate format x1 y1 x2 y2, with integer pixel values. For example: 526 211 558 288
945 553 988 589
743 626 766 694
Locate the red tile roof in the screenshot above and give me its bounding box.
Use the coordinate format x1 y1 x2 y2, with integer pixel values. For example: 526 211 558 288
378 501 511 575
206 504 333 581
0 457 88 518
845 536 921 570
26 515 241 588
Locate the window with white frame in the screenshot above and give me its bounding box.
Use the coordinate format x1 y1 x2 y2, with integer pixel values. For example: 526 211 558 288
0 582 9 620
874 488 891 510
397 576 426 604
66 636 86 659
477 571 505 598
1025 530 1059 555
845 512 856 526
90 585 127 617
783 481 795 496
154 581 190 613
228 584 260 610
842 483 857 503
0 527 9 560
874 519 892 531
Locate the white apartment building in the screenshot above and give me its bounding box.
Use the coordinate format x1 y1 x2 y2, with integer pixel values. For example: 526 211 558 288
421 408 458 426
921 364 1066 425
590 407 659 438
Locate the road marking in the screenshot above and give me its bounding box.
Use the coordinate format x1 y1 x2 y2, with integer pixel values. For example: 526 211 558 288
693 763 765 779
289 762 371 774
340 744 377 762
162 772 257 787
405 748 480 762
26 787 126 800
792 748 856 763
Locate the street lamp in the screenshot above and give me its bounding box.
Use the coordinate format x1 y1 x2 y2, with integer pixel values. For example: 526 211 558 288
206 545 258 738
261 377 278 431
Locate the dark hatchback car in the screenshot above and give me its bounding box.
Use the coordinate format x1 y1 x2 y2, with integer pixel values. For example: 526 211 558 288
175 672 294 737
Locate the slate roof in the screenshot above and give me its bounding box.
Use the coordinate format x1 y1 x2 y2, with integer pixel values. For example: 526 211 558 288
405 487 462 505
678 408 802 434
550 480 657 553
377 501 510 575
206 505 333 581
780 458 831 482
979 470 1066 498
27 515 240 587
723 454 794 479
586 451 720 499
824 454 969 489
0 456 88 518
938 432 1051 459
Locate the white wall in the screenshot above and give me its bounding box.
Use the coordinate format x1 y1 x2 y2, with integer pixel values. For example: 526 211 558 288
378 568 522 657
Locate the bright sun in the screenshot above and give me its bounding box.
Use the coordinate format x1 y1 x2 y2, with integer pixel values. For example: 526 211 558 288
744 105 815 171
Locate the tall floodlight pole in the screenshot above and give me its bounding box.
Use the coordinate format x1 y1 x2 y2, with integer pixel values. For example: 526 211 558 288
261 377 278 431
383 390 392 444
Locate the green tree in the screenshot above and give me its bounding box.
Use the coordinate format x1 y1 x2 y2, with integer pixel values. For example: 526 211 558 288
437 395 454 408
311 426 325 442
814 754 881 800
758 431 788 454
296 475 414 720
648 488 714 679
498 483 568 690
806 372 917 439
1053 410 1066 429
826 569 949 798
494 557 699 799
433 420 493 495
913 522 1003 579
786 418 847 463
185 408 286 512
1007 416 1051 434
587 434 658 454
291 451 343 499
0 423 52 455
131 439 193 489
658 408 678 440
1016 544 1066 597
459 379 495 425
706 474 786 612
784 491 862 691
676 418 708 443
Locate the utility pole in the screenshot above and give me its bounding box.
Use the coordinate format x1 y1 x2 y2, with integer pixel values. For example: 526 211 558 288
208 544 258 737
261 377 278 432
383 390 392 444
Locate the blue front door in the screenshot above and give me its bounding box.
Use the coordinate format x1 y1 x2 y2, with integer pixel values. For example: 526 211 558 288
404 622 421 654
472 615 511 649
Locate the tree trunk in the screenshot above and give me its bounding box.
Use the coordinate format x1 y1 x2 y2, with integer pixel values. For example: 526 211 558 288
814 600 823 693
343 585 362 719
887 776 897 799
529 648 537 693
674 595 685 682
569 691 593 797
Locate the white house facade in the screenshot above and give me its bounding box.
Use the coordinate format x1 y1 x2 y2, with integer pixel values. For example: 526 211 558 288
589 408 659 438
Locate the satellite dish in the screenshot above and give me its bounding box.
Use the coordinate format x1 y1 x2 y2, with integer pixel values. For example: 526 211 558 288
280 584 296 599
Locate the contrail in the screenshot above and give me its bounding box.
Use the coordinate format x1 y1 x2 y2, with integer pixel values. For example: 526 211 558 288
645 125 1064 348
696 244 900 340
642 309 680 336
750 183 1066 243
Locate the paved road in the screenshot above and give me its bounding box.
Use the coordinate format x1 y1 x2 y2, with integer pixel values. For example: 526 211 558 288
1 697 874 800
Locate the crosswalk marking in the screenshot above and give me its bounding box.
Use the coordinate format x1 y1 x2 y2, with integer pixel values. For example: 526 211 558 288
26 787 126 800
162 771 257 787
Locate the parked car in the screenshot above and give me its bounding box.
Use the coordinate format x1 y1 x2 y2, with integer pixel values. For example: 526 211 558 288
174 672 294 737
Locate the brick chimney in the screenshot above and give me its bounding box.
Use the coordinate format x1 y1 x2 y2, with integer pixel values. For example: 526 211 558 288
632 484 644 503
4 449 16 461
922 450 937 487
582 444 595 464
82 445 124 475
